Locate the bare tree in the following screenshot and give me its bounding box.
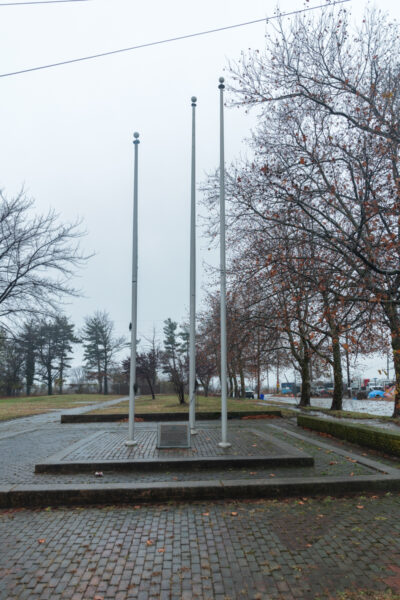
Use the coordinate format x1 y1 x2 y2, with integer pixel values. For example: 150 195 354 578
0 189 88 327
226 7 400 416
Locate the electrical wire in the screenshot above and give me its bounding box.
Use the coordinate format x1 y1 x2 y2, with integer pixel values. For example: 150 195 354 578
0 0 351 79
0 0 88 5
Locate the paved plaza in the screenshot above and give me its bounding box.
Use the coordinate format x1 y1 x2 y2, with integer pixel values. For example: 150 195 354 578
1 495 400 599
0 400 400 598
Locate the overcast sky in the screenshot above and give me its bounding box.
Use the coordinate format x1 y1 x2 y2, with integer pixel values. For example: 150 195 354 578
0 0 398 378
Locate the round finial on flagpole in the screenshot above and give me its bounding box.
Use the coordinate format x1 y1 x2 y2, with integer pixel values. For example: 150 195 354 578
133 131 140 144
191 96 197 106
218 76 225 89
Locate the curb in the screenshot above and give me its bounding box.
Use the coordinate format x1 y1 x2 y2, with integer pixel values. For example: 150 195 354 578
60 410 282 423
35 454 314 474
1 475 400 508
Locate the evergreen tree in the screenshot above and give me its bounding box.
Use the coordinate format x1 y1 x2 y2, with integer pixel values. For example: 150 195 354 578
81 311 126 394
36 316 77 395
161 318 188 405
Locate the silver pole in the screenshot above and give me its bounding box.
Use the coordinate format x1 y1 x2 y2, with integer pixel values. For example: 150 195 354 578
126 131 140 446
189 96 198 435
218 77 231 448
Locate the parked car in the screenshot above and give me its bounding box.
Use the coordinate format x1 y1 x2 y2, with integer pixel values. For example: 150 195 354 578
245 390 255 399
368 389 385 398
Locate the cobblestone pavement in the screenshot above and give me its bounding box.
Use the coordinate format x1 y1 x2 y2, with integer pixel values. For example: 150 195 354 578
1 410 400 598
58 427 283 461
1 419 392 486
1 494 400 599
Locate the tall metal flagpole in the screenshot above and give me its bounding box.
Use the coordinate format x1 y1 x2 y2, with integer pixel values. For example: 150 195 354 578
126 131 140 446
189 96 198 435
218 77 231 448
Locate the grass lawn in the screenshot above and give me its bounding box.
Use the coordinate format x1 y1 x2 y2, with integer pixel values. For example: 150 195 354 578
0 394 123 422
89 394 292 415
296 405 400 424
264 399 400 423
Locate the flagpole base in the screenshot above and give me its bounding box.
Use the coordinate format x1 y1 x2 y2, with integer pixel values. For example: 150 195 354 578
125 439 138 447
218 441 231 448
190 428 198 435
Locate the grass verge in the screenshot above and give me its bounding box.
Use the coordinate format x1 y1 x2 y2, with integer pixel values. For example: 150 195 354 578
0 394 123 422
298 415 400 457
88 394 292 415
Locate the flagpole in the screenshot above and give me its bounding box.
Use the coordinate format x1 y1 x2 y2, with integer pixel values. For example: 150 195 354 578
126 131 140 446
218 77 231 448
189 96 198 435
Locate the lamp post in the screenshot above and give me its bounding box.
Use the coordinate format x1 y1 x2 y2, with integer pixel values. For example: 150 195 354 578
218 77 231 448
126 131 140 446
189 96 198 435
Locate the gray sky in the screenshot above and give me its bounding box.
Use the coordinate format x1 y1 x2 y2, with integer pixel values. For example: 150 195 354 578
0 0 398 377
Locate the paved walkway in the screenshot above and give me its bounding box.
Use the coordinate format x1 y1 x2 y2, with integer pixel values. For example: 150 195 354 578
0 396 128 441
1 403 400 599
1 495 400 599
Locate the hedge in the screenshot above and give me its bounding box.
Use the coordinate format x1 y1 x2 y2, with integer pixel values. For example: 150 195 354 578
297 415 400 457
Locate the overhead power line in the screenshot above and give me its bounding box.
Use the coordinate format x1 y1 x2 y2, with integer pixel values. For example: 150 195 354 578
0 0 88 5
0 0 351 79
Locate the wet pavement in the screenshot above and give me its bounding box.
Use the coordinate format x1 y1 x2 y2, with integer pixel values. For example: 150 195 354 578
263 395 396 417
1 494 400 599
1 402 400 599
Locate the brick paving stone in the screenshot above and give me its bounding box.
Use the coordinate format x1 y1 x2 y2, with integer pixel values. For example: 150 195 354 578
2 418 397 487
1 494 400 599
1 411 400 599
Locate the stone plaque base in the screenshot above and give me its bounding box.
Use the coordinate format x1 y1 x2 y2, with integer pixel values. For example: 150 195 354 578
157 423 191 448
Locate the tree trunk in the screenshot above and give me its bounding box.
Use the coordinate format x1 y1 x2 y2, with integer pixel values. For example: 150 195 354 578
345 331 351 398
391 334 400 418
178 383 185 405
239 363 245 398
149 381 155 400
330 330 343 411
59 366 63 394
47 372 53 396
382 302 400 417
299 357 311 407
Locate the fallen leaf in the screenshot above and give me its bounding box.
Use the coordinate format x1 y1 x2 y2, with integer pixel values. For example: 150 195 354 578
356 505 364 510
157 548 165 553
94 596 104 600
146 539 154 546
202 512 209 516
231 512 238 516
250 472 257 476
134 505 141 509
269 473 276 477
38 539 45 544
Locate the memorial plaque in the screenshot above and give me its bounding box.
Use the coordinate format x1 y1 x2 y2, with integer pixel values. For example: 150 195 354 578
157 423 191 448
